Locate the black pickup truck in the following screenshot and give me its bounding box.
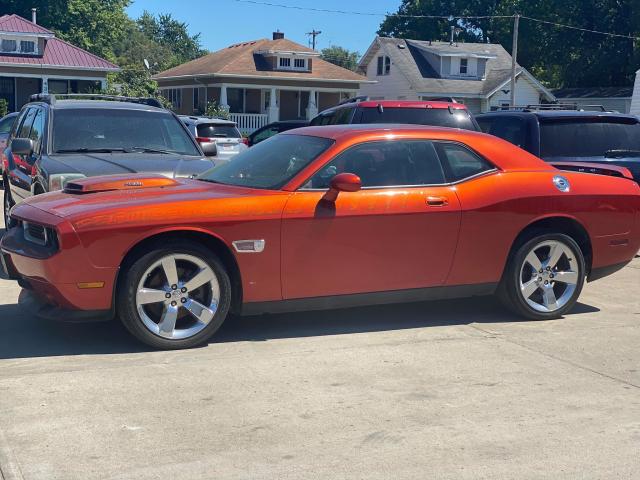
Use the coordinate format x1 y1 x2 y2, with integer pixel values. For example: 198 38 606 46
476 110 640 182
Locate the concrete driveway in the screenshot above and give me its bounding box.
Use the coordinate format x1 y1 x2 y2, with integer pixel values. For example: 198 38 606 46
0 209 639 480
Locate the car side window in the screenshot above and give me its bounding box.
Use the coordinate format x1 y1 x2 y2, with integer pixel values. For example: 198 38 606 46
29 108 45 155
478 116 526 148
305 140 447 189
252 127 278 144
435 142 494 182
17 108 36 140
0 115 14 134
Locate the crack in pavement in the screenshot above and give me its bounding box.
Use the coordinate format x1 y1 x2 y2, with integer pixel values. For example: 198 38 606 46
467 323 640 390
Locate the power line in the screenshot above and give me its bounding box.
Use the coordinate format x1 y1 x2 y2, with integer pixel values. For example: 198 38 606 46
521 16 640 41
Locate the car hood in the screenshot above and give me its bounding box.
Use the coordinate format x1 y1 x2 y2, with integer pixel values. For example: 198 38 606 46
46 152 215 178
20 176 286 222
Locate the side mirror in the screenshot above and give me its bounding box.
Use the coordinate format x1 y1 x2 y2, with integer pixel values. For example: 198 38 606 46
323 172 361 202
200 142 217 157
11 138 34 156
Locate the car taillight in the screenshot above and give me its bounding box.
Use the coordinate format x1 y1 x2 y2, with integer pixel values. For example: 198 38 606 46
195 136 211 144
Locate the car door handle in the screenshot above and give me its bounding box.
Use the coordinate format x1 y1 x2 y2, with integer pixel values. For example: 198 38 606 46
426 196 449 207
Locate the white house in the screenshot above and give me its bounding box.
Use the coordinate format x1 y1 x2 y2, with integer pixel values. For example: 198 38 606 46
552 87 632 113
357 37 555 114
630 69 640 116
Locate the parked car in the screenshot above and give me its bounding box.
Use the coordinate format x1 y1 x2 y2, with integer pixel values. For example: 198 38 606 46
248 120 309 146
310 98 480 131
476 109 640 182
2 125 639 349
2 94 214 227
179 116 247 162
0 112 19 175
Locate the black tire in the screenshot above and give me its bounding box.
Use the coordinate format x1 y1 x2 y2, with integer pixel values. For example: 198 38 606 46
116 240 232 349
498 232 586 320
3 182 14 229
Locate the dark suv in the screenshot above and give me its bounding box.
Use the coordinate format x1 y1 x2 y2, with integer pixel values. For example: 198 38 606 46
310 98 480 131
2 94 215 226
476 109 640 182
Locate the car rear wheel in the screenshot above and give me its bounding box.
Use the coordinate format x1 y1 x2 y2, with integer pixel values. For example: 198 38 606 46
499 233 585 320
117 240 231 349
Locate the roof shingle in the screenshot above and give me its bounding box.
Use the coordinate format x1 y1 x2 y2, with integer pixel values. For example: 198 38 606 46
0 14 53 34
154 37 365 82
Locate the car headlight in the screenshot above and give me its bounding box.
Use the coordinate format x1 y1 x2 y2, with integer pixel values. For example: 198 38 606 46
49 173 86 192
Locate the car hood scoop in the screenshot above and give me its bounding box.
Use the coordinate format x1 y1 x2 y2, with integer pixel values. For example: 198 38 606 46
64 174 180 194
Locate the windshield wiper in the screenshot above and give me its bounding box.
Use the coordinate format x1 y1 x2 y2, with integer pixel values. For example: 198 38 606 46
129 146 176 154
605 149 640 158
55 148 129 153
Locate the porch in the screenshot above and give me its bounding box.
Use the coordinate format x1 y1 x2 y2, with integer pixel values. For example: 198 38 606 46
0 75 104 112
161 84 357 134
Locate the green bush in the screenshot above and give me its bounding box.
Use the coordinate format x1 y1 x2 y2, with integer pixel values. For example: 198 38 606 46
0 99 8 118
205 100 230 119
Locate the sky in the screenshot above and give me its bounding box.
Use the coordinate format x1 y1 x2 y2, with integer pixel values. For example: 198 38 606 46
126 0 402 55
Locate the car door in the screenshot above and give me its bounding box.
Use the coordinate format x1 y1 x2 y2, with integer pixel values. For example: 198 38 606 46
281 139 461 299
6 107 38 202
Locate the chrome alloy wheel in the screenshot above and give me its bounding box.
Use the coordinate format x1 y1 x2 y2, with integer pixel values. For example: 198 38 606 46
519 240 579 313
135 254 220 340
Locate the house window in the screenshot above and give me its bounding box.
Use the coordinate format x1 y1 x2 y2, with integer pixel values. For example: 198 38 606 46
1 39 17 52
294 58 306 69
460 58 468 75
20 41 35 53
376 56 391 76
163 88 182 109
279 57 291 68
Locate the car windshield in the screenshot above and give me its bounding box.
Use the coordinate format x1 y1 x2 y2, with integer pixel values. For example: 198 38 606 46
196 124 240 138
540 118 640 157
356 107 477 130
52 108 201 156
198 134 334 189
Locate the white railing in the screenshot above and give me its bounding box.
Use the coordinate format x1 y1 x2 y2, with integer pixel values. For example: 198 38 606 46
229 113 269 134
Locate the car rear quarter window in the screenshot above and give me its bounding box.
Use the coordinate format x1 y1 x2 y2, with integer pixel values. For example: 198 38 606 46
477 115 527 148
305 140 447 189
435 142 494 182
196 124 241 138
356 107 477 131
539 118 640 158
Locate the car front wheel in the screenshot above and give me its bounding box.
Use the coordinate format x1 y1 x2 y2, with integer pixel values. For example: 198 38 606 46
3 183 14 229
499 233 586 320
117 240 232 349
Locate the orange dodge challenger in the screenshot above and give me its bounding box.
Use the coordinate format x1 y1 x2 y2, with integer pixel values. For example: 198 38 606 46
2 125 639 349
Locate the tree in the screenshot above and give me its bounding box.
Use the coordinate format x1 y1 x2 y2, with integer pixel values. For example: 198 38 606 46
137 11 206 67
320 46 360 71
378 0 640 88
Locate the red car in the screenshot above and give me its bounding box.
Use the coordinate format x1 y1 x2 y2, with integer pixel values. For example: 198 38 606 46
2 125 639 349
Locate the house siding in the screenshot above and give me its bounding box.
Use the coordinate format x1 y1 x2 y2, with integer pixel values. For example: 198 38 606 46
556 97 631 114
488 75 541 110
357 47 415 100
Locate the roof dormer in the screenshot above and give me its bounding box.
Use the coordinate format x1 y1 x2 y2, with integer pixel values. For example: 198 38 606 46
253 31 319 73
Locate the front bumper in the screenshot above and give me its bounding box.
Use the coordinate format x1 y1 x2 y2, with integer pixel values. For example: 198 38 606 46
1 214 118 313
18 288 113 322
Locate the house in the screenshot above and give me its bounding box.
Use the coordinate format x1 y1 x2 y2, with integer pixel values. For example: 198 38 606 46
153 32 370 133
0 11 119 112
357 37 555 114
552 86 633 113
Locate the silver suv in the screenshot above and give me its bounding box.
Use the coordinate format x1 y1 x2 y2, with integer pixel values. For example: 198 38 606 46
180 116 248 163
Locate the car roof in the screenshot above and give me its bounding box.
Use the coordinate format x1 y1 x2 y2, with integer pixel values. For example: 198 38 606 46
477 110 638 121
322 100 468 113
43 100 168 112
179 115 236 126
283 123 482 140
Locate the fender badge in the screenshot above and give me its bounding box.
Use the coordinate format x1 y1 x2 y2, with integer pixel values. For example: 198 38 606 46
232 239 265 253
553 175 570 192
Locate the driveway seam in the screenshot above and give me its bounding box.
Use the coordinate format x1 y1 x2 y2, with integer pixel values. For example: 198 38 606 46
468 324 640 390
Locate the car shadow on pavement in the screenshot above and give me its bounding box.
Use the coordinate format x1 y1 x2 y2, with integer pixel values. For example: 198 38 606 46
0 296 600 360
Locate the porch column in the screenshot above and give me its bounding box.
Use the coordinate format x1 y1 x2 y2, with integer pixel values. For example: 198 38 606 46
100 79 106 91
41 77 48 94
267 87 279 123
306 89 318 120
220 84 229 109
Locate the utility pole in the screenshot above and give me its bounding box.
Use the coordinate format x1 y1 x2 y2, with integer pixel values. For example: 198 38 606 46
306 29 322 50
510 14 520 108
